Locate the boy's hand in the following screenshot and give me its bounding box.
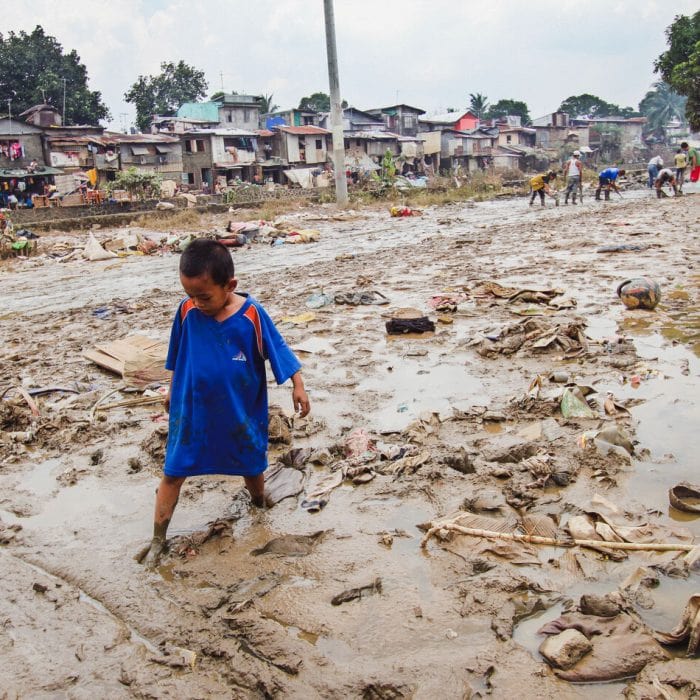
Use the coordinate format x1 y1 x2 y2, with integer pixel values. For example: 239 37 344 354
292 386 311 417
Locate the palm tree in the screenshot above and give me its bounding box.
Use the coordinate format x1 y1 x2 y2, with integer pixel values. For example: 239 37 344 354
639 81 687 139
259 93 279 114
468 93 489 119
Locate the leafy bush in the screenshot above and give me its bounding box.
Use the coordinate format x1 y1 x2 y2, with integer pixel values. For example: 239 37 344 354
106 167 162 200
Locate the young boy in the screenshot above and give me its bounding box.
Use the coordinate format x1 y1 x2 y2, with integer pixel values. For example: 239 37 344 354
142 238 310 567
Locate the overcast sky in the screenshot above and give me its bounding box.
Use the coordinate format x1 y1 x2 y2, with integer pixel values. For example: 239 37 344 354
4 0 697 130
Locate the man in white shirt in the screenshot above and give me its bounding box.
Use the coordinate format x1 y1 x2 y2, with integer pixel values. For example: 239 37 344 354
647 155 663 188
564 151 583 205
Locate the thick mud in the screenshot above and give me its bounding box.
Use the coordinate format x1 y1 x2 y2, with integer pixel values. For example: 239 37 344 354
0 190 698 698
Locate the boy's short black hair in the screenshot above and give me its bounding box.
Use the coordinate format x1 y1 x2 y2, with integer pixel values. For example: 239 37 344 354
180 238 234 286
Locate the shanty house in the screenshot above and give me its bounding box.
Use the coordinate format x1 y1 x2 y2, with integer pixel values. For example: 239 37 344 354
530 112 590 150
255 129 287 184
319 107 385 134
180 129 257 188
275 125 331 167
571 117 646 161
0 118 45 168
344 131 401 159
177 94 263 131
19 104 63 128
0 118 63 203
497 127 536 148
418 111 479 133
438 130 494 173
262 108 320 130
365 105 426 137
110 133 182 179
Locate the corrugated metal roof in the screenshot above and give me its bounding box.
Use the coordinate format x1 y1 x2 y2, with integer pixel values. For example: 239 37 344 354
181 128 258 137
365 104 426 115
346 131 399 140
278 125 330 135
0 165 64 178
419 111 474 124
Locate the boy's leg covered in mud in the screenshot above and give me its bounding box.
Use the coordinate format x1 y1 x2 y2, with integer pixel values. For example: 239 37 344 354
141 475 185 568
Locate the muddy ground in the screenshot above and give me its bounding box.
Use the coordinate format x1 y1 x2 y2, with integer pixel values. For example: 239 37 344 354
0 189 698 699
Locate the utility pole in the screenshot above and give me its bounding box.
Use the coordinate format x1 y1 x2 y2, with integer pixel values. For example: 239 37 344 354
61 78 68 125
323 0 348 208
7 99 11 135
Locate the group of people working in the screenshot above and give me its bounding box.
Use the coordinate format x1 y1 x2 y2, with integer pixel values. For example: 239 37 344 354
646 141 698 197
529 141 698 206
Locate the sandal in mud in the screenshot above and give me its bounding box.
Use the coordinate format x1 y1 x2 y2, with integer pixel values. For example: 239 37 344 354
360 291 389 305
335 290 389 305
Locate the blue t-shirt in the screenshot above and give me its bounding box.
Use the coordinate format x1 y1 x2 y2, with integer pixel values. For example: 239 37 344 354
164 294 301 478
599 168 619 180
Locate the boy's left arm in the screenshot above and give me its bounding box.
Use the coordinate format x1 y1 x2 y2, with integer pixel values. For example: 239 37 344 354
291 371 310 417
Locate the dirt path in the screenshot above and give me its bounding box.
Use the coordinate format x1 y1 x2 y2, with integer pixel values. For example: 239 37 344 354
0 193 698 698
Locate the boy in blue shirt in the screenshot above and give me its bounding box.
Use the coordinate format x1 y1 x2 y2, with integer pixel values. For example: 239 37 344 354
142 238 310 567
595 167 625 200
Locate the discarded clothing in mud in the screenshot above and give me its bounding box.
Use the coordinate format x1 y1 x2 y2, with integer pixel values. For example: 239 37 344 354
427 293 468 312
389 206 421 217
334 290 388 305
470 281 573 308
538 612 670 681
476 317 588 359
264 462 305 506
669 482 700 513
301 468 344 512
251 530 327 557
596 243 650 253
285 229 320 243
653 595 700 656
169 517 234 559
331 577 382 605
565 494 694 559
625 658 700 699
344 427 376 458
386 317 435 334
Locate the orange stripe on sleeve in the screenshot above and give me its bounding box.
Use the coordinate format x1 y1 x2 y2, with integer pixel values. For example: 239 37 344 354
180 298 195 322
243 305 264 357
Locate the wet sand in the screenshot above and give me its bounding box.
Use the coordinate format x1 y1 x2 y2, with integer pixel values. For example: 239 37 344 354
0 191 698 698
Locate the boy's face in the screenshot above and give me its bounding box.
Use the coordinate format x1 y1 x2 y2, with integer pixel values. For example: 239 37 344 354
180 272 237 316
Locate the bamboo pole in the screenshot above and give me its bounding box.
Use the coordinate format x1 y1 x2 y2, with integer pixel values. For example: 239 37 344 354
420 522 696 553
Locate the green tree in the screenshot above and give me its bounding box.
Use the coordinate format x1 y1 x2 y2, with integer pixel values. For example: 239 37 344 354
259 93 279 114
0 26 109 124
298 92 330 112
638 81 687 139
468 93 489 118
298 92 347 112
655 11 700 131
125 61 208 132
485 99 531 125
558 94 622 118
